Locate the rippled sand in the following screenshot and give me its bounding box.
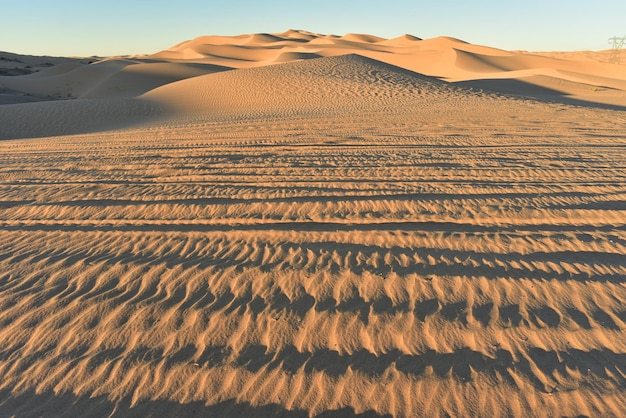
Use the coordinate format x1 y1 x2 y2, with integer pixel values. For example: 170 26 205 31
1 31 625 417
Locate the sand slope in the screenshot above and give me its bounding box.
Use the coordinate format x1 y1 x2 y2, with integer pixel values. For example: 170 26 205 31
0 31 625 417
143 54 465 119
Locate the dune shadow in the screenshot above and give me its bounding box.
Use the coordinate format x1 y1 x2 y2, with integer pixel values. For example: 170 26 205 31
0 98 168 141
454 78 626 111
0 388 390 418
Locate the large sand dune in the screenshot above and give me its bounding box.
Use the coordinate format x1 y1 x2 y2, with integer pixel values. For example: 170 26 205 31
0 30 625 417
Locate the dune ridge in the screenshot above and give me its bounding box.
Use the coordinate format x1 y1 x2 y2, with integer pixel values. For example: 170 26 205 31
0 30 625 417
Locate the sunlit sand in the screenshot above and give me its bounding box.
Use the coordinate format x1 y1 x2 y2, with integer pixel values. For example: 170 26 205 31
1 30 625 417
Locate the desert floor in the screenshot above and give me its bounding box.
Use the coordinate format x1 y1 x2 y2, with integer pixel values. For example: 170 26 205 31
0 31 625 417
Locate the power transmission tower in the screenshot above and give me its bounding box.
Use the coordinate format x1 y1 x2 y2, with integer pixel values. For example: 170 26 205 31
608 35 626 64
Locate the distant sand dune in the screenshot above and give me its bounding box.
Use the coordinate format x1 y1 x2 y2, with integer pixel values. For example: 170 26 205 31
2 29 625 136
0 30 625 417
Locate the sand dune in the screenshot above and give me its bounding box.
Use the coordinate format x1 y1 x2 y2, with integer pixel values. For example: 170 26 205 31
0 30 625 417
142 54 464 119
2 29 625 117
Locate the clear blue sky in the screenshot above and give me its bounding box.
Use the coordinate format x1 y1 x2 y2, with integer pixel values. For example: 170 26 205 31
2 0 625 56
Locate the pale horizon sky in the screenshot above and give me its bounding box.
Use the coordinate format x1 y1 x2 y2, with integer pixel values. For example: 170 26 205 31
2 0 625 57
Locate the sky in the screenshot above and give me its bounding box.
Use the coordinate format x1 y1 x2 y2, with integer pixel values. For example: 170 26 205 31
1 0 625 56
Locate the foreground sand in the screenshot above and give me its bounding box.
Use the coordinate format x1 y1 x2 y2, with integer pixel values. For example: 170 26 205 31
0 31 625 417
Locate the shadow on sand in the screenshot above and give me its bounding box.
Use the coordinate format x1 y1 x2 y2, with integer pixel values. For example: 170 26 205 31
455 78 626 111
0 389 391 418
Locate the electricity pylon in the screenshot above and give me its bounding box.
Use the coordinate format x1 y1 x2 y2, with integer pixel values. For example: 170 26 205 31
608 36 626 64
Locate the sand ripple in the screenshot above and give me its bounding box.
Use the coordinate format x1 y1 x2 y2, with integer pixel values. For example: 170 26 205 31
1 101 625 416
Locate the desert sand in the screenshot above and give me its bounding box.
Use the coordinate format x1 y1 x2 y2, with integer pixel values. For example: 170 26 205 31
0 30 625 417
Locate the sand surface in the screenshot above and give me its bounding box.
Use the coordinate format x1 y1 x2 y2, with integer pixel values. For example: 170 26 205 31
0 30 625 417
